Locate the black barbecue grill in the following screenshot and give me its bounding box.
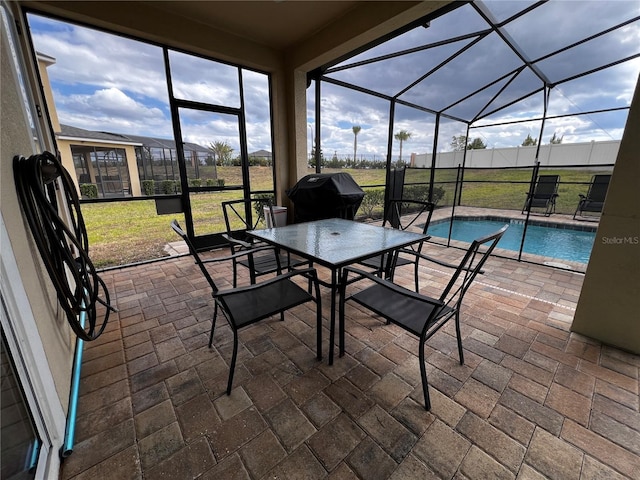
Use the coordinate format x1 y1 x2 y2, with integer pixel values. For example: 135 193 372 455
287 172 365 223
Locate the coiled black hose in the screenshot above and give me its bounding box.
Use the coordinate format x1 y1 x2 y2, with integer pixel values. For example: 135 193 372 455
13 151 115 341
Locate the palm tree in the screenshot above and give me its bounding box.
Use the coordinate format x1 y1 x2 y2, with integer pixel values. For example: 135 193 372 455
394 130 412 163
352 125 361 165
208 141 233 168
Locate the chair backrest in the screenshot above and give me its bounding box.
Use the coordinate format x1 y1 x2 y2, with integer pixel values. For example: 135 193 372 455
586 174 611 202
439 224 508 309
534 175 560 199
383 199 435 234
222 198 275 240
171 220 219 293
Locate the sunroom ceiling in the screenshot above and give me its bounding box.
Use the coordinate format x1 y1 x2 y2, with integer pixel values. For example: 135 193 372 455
323 0 640 125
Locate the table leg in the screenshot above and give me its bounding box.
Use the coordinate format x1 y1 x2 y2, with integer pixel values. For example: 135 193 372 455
338 267 345 358
328 268 337 365
328 267 347 365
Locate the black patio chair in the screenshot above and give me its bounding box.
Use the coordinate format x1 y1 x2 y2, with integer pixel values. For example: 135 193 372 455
358 199 434 290
573 174 611 219
339 224 508 410
171 220 322 394
522 175 560 216
222 198 310 287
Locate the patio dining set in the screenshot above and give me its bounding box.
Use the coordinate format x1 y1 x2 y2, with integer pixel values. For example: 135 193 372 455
171 193 508 411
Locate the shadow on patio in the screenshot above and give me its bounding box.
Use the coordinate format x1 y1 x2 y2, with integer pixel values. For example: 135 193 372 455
60 243 639 479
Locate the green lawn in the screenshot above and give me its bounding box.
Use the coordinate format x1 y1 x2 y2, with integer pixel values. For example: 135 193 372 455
83 166 608 268
84 167 387 267
458 168 606 212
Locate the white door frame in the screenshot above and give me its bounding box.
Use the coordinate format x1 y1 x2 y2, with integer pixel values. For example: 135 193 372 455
1 214 65 479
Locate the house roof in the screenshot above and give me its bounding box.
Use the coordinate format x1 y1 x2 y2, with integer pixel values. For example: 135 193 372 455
124 133 209 153
59 124 139 145
249 149 272 158
59 124 209 152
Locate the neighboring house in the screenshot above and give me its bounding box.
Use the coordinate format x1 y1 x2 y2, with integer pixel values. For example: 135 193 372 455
123 132 213 189
249 149 272 165
57 124 211 198
56 124 142 197
39 53 211 199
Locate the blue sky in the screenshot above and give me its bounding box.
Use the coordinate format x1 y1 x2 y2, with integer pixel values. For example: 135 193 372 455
28 1 640 160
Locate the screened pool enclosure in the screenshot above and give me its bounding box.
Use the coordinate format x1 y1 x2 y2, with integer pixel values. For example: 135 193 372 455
307 0 639 270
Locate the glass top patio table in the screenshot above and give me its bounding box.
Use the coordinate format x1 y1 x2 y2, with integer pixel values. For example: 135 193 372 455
248 218 429 363
248 218 428 268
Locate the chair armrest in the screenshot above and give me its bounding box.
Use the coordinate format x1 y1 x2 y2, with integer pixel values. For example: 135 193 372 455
398 249 485 275
216 267 318 297
342 266 444 307
200 245 278 265
222 233 253 249
395 236 430 254
397 248 457 270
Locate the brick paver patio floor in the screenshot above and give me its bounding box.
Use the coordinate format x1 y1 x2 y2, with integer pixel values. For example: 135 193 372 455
60 240 639 479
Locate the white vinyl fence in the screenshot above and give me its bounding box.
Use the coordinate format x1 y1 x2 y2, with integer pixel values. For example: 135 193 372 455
411 140 620 168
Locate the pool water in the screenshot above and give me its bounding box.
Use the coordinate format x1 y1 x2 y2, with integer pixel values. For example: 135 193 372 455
428 218 595 264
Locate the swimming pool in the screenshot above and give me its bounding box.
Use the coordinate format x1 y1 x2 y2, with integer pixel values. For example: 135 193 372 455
428 217 596 264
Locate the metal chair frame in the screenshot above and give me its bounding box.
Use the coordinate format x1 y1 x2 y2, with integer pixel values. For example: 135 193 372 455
358 199 435 291
340 225 508 410
222 198 310 287
171 220 322 394
573 174 610 219
522 175 560 216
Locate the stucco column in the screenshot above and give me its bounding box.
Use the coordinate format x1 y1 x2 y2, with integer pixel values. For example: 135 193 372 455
124 145 141 196
571 74 640 354
56 142 79 191
290 70 310 183
271 66 309 219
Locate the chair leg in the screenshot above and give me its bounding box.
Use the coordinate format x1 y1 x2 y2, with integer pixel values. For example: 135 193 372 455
208 302 219 348
419 340 431 411
414 260 420 293
316 298 322 361
226 329 239 395
232 261 238 288
454 310 464 365
307 263 313 293
383 253 391 280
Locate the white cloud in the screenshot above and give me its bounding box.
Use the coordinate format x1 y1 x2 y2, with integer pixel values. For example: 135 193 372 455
64 88 150 116
55 87 170 136
33 29 167 102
